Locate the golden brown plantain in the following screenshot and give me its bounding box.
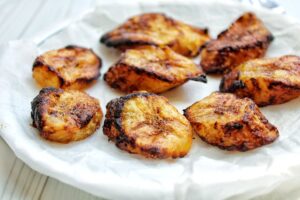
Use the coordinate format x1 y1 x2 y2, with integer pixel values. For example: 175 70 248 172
200 12 273 74
220 55 300 106
100 13 210 57
104 45 206 93
33 45 101 90
103 91 193 159
31 87 103 143
184 92 278 151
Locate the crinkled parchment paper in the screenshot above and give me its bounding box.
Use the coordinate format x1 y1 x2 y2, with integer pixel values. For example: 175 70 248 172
1 0 300 199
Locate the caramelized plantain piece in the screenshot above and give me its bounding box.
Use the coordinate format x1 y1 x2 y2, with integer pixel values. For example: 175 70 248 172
220 55 300 106
184 92 278 151
100 13 210 57
200 12 273 74
103 92 193 159
33 45 101 90
31 87 103 143
104 45 206 93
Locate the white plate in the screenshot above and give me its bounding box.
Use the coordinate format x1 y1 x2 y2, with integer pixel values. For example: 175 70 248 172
1 0 300 199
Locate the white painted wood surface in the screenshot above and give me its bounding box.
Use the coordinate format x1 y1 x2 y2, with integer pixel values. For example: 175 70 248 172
0 0 299 199
0 1 103 199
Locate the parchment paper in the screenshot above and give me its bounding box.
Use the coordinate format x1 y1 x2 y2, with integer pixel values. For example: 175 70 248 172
1 0 300 199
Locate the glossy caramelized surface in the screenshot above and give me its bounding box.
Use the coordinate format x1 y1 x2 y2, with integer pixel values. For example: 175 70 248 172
31 87 103 143
184 92 279 151
221 55 300 106
33 45 101 90
103 92 193 158
100 13 210 57
104 45 206 93
201 12 273 74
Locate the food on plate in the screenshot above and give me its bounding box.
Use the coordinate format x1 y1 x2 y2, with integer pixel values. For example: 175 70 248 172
32 45 101 90
220 55 300 106
104 45 207 93
100 13 210 57
103 91 193 158
184 92 279 151
31 87 103 143
200 12 273 74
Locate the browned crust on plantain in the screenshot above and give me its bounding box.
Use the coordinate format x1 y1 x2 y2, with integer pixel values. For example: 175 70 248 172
220 55 300 106
100 13 210 57
200 12 273 74
184 92 279 151
103 91 193 159
32 45 102 90
104 45 206 93
31 87 103 143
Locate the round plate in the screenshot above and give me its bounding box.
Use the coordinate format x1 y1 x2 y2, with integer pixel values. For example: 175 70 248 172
1 0 300 199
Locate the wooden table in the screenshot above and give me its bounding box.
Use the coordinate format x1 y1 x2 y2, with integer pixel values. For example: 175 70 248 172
0 0 298 199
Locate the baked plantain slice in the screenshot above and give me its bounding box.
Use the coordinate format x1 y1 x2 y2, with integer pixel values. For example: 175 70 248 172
33 45 101 90
184 92 279 151
100 13 210 57
104 45 207 93
200 12 273 74
103 91 193 159
220 55 300 106
31 87 103 143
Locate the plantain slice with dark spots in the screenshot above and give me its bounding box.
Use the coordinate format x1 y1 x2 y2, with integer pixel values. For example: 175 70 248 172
33 45 101 90
200 12 273 74
103 91 193 159
31 87 103 143
104 45 206 93
100 13 210 57
184 92 279 151
220 55 300 106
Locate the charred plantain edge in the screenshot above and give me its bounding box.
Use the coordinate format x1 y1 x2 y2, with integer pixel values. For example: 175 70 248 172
197 134 251 152
202 28 209 35
219 71 243 92
267 81 300 90
65 45 82 49
206 33 273 53
219 77 226 91
202 67 229 74
221 80 246 93
31 87 63 131
189 74 207 83
104 62 176 84
99 33 110 44
100 36 157 47
127 64 175 83
195 123 278 152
